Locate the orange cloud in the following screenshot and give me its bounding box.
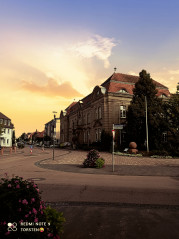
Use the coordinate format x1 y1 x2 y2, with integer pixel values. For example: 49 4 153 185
20 78 83 98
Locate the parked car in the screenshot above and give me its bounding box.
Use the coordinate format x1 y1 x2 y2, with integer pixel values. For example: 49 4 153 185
17 142 25 149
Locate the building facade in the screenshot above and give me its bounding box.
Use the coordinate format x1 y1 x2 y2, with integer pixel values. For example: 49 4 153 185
0 112 14 147
60 73 170 146
44 118 60 145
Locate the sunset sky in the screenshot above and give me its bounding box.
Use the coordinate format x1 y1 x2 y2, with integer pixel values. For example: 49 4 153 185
0 0 179 137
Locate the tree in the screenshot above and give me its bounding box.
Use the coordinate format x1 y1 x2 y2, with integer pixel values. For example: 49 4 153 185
12 130 16 145
126 70 167 150
164 83 179 155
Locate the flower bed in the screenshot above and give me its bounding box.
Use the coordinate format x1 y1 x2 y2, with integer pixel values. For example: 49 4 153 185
0 174 65 238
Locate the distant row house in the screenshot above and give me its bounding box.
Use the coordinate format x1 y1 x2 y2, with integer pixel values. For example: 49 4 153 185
60 72 170 146
0 112 14 147
44 118 60 145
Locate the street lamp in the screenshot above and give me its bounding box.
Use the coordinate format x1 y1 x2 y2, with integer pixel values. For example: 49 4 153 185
52 111 57 160
145 96 149 153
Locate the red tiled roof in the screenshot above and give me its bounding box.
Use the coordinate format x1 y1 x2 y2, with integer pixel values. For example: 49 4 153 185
101 73 170 96
65 102 78 114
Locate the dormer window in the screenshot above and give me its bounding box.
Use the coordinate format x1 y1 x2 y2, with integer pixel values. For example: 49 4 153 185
119 88 128 93
159 94 167 98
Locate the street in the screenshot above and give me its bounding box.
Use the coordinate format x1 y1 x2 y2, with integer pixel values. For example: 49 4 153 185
0 146 179 239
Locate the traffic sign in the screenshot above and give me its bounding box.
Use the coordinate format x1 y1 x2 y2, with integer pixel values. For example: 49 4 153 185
113 124 123 130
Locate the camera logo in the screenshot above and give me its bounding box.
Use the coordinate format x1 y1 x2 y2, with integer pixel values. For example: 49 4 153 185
7 222 17 231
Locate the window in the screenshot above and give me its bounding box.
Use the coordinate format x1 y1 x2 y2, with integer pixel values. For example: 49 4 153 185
87 113 90 124
95 108 98 119
8 120 10 126
98 129 102 141
95 107 102 119
8 129 10 134
98 107 102 119
0 119 3 124
119 88 128 93
7 139 9 144
95 130 98 142
120 105 126 118
4 120 7 125
159 94 167 98
84 131 86 143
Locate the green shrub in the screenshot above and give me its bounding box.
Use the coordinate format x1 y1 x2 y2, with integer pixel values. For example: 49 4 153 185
83 149 100 168
95 158 105 168
83 150 105 168
0 175 65 238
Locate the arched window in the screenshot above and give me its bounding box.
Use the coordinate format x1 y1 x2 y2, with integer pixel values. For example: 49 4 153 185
159 94 167 98
119 88 128 93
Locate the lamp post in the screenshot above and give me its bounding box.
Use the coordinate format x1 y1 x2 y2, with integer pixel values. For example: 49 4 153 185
145 96 149 153
52 111 57 160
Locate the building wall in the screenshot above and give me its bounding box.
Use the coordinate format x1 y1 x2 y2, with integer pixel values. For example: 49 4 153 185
60 88 132 144
0 128 13 147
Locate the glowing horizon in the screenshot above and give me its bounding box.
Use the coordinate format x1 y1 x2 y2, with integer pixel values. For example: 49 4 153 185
1 0 179 137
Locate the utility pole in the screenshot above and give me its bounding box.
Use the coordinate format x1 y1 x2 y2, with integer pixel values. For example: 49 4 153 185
145 96 149 153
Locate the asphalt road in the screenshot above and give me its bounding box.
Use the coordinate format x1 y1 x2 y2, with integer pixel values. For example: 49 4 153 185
0 147 179 239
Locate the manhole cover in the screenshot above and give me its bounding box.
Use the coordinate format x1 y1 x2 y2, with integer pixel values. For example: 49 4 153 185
26 178 46 181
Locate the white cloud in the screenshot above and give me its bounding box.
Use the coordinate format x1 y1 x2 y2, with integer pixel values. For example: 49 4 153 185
169 69 179 75
70 35 116 68
128 71 138 76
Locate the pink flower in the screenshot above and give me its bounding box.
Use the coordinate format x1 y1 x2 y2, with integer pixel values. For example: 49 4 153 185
48 233 53 237
34 218 38 223
25 214 29 218
19 199 21 203
31 198 35 203
36 188 39 193
5 231 10 235
39 204 43 209
32 208 37 214
29 211 32 214
27 185 29 188
3 221 6 225
19 220 23 223
16 184 20 189
8 184 12 188
15 180 19 183
41 211 43 214
18 208 22 212
22 199 28 205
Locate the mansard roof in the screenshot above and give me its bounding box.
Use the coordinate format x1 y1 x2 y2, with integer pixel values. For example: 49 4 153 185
101 73 170 97
63 72 170 114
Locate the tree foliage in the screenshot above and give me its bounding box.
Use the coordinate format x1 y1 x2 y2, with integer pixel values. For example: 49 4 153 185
163 83 179 154
126 70 167 150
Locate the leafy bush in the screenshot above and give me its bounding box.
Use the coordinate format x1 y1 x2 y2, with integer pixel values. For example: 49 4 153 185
0 175 65 238
83 149 104 168
95 158 105 168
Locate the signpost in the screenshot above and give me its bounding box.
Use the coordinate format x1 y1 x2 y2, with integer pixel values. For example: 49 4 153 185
112 126 115 172
112 124 123 172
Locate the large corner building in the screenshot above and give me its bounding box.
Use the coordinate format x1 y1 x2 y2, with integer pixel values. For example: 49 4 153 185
60 72 170 146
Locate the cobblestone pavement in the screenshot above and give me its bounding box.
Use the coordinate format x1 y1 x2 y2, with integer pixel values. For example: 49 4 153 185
36 148 179 177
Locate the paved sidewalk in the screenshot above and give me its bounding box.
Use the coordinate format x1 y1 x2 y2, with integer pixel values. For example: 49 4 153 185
36 149 179 177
